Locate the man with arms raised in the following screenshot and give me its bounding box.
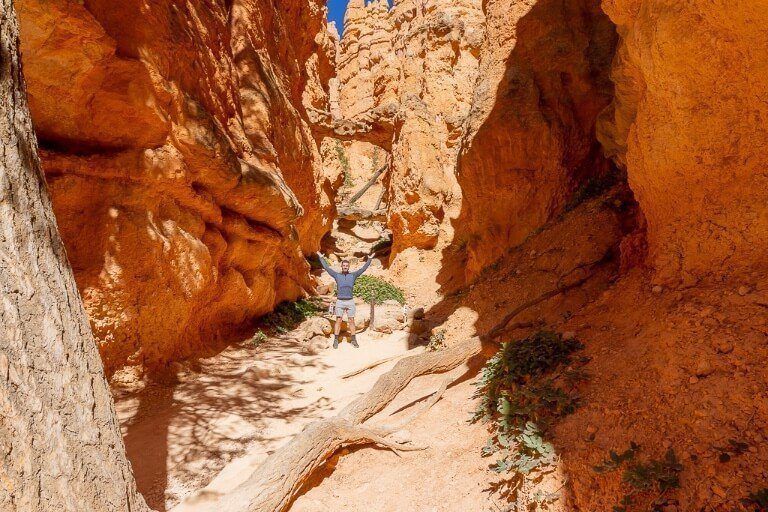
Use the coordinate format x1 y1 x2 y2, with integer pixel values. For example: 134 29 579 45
317 253 372 348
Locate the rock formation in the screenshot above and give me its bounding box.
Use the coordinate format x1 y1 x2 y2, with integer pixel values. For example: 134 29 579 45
331 0 618 289
15 0 339 374
599 0 768 284
453 0 618 283
332 0 485 257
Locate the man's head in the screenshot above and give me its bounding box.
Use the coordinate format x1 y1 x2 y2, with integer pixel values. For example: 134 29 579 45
341 260 350 273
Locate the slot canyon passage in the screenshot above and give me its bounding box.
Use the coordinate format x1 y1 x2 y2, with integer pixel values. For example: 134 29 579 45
3 0 768 510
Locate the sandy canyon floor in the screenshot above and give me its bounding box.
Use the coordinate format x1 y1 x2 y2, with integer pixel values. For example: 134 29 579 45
111 302 509 512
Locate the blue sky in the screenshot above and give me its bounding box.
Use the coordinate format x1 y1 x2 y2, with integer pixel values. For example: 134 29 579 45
327 0 393 34
326 0 349 32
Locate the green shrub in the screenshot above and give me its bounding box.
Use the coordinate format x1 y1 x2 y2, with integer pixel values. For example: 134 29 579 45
260 298 323 333
353 275 405 305
593 444 683 512
472 330 587 476
251 330 267 346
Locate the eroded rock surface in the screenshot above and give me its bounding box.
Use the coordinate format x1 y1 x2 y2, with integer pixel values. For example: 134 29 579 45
599 0 768 284
332 0 617 289
332 0 485 256
16 0 338 373
454 0 618 283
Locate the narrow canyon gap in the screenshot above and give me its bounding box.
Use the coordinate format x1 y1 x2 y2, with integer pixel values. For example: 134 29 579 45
5 0 768 511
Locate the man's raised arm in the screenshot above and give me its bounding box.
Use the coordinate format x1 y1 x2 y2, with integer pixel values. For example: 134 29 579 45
316 252 338 278
352 255 372 277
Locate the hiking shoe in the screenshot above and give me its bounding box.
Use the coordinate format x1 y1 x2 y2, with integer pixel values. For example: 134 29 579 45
333 337 339 349
351 337 359 348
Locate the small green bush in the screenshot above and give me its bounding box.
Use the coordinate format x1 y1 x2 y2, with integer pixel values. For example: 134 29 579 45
353 275 405 305
260 298 323 333
472 330 587 476
593 444 683 512
251 330 267 346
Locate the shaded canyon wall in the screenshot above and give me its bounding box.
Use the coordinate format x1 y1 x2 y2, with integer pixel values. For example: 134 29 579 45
333 0 619 288
16 0 339 374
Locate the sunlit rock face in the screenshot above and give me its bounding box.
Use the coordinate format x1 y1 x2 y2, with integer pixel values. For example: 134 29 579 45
16 0 338 374
599 0 768 285
334 0 485 256
335 0 617 287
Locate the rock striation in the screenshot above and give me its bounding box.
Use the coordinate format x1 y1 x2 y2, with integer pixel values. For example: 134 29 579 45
16 0 338 374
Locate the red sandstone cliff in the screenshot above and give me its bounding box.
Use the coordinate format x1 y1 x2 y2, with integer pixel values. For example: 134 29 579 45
16 0 339 374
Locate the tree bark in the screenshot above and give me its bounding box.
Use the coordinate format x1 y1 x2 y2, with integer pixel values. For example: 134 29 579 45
0 3 149 511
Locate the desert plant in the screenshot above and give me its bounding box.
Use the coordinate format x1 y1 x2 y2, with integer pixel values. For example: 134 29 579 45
715 438 749 463
251 330 267 346
426 329 446 351
593 444 684 512
353 275 404 304
472 331 587 478
353 275 405 328
260 298 323 334
742 488 768 511
593 442 640 474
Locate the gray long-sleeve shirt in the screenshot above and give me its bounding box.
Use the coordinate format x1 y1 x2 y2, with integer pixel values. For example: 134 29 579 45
317 254 371 299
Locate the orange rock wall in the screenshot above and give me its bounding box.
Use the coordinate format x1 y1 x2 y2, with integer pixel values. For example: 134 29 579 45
334 0 485 254
451 0 618 284
599 0 768 284
334 0 617 282
17 0 337 374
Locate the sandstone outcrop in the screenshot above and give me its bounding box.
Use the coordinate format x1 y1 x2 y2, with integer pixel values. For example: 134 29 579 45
453 0 618 283
16 0 338 373
599 0 768 284
333 0 617 288
331 0 485 257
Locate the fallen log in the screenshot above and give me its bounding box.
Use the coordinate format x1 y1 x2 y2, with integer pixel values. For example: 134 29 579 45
175 336 485 512
346 165 387 206
175 260 606 512
341 347 425 379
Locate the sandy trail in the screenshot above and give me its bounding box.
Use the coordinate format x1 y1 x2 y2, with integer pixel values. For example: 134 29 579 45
112 319 420 512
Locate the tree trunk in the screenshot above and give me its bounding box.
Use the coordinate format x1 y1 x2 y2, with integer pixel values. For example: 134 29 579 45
346 165 387 206
369 301 376 330
0 3 149 511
